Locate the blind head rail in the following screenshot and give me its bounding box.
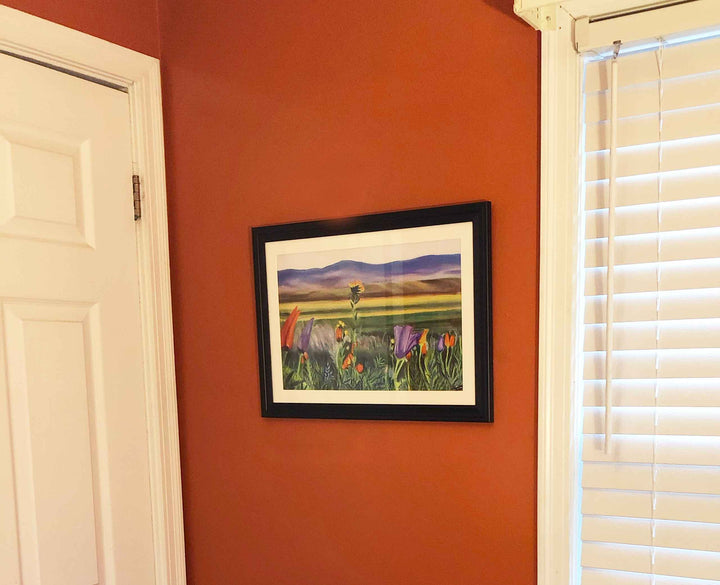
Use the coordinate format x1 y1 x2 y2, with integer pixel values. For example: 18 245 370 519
575 0 720 52
589 0 697 23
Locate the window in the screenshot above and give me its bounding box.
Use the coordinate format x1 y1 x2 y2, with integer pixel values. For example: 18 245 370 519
532 2 720 585
580 32 720 585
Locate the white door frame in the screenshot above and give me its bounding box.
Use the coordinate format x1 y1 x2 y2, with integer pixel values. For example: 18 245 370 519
0 6 186 585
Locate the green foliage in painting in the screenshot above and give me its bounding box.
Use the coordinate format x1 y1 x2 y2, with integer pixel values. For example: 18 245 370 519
279 279 463 392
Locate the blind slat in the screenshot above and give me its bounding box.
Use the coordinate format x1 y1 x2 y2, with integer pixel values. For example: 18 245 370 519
583 349 720 380
585 197 720 239
582 568 649 585
582 568 648 585
582 435 720 466
583 406 720 437
584 320 720 351
586 105 720 152
582 517 720 552
582 490 720 524
585 167 720 210
586 228 720 267
583 567 720 585
585 289 720 324
584 259 720 295
586 136 720 182
582 462 720 495
584 379 720 408
582 542 720 580
586 70 720 124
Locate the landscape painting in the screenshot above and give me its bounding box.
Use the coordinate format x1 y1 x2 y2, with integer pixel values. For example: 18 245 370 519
275 239 463 391
253 201 493 421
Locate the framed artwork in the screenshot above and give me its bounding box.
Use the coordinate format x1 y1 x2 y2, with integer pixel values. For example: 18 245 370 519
252 202 492 422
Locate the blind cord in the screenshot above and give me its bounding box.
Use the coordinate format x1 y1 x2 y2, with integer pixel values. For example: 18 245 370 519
651 39 665 585
605 41 622 454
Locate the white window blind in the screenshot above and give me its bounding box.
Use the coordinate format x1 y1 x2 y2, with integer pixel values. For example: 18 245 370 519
579 32 720 585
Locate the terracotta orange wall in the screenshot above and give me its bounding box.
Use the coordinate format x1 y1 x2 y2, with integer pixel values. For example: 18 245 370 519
3 0 539 582
2 0 160 57
158 1 539 583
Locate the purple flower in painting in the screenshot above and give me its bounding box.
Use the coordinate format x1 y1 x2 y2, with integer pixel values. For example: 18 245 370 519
437 335 445 352
393 325 422 359
297 318 314 353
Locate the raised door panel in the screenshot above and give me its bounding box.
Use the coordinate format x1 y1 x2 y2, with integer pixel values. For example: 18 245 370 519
1 302 102 585
0 124 94 247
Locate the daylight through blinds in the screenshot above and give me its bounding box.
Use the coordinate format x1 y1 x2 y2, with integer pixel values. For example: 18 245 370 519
579 32 720 585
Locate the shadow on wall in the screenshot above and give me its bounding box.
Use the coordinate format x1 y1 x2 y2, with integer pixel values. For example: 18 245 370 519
482 0 516 19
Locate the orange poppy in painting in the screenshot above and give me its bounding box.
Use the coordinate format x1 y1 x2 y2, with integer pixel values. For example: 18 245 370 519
280 306 301 349
342 353 354 369
419 329 429 355
444 333 456 348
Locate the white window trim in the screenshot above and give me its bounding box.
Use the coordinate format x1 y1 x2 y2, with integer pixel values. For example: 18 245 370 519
537 7 584 585
0 6 187 585
535 2 720 584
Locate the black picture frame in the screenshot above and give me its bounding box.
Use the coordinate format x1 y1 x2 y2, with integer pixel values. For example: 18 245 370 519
252 202 493 422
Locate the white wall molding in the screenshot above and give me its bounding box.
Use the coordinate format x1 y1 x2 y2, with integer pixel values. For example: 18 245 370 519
0 7 187 585
537 7 584 585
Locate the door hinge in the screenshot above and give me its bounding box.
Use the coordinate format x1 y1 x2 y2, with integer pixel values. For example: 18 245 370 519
132 174 142 221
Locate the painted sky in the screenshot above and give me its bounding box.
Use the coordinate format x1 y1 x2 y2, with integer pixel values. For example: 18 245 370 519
277 238 462 271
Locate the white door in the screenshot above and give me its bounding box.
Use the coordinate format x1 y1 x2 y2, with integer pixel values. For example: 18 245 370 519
0 53 156 585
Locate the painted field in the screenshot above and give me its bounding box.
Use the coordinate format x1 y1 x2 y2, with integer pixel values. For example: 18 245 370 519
279 293 461 323
276 246 464 391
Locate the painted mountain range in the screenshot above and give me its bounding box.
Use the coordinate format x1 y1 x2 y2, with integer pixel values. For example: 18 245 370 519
278 254 461 302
